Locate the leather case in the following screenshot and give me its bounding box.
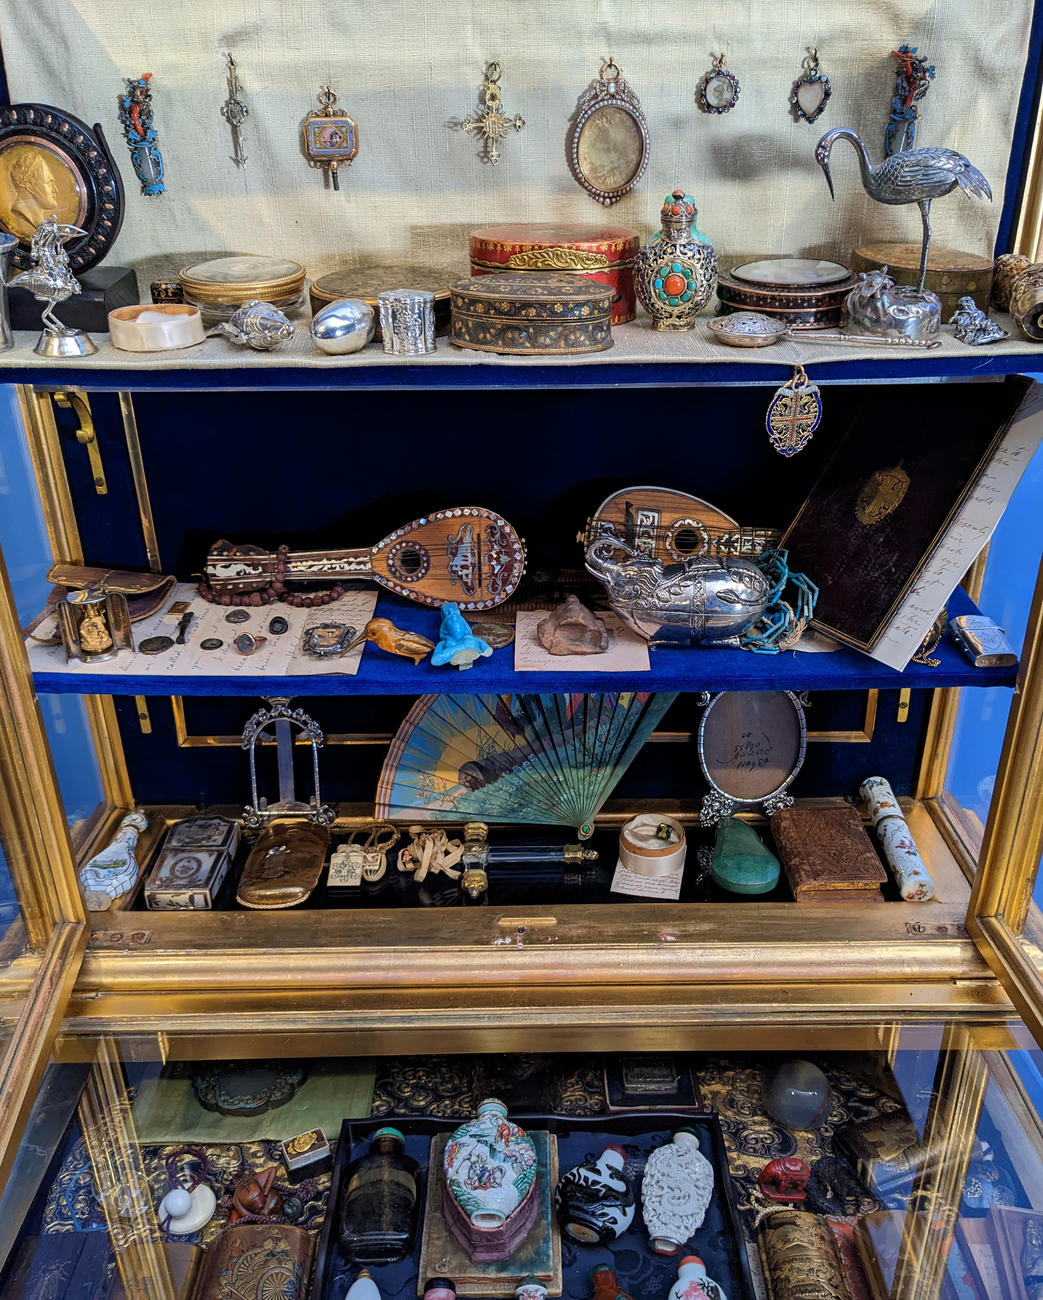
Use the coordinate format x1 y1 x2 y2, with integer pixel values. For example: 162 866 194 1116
236 821 330 909
770 807 887 901
27 564 177 642
191 1223 315 1300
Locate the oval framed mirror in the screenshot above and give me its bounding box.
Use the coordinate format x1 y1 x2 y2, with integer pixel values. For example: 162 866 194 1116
697 690 807 823
568 61 649 207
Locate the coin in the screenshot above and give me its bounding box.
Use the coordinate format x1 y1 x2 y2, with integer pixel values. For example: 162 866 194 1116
470 619 515 649
139 635 174 655
200 637 224 650
269 616 289 635
225 609 251 623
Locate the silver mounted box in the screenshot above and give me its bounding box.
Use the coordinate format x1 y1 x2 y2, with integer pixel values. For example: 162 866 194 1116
143 815 240 910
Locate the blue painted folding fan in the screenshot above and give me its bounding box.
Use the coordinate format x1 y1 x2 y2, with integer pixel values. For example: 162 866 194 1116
375 692 676 838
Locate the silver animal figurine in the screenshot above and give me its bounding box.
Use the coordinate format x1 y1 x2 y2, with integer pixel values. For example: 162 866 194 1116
844 267 941 341
213 298 293 350
948 294 1009 345
584 533 771 648
815 126 992 291
9 215 97 356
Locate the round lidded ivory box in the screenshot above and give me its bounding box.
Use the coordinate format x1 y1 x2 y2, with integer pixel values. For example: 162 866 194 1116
108 303 206 352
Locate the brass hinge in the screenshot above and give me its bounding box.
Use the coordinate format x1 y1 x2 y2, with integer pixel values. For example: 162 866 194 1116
53 391 107 494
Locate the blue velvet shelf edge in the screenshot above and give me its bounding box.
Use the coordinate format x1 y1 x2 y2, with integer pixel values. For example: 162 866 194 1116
32 586 1017 697
4 352 1043 392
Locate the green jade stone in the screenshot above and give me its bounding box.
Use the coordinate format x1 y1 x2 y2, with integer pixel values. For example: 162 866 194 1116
711 816 780 895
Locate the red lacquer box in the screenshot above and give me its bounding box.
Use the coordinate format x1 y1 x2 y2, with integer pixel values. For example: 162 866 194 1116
469 223 640 325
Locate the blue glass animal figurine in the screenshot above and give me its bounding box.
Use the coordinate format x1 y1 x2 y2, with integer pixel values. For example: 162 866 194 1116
118 72 165 196
432 603 492 670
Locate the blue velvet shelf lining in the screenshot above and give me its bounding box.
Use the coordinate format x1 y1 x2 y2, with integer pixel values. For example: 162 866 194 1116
31 586 1015 697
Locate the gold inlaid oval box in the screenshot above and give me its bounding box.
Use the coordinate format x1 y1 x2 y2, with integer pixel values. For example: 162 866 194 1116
449 272 613 356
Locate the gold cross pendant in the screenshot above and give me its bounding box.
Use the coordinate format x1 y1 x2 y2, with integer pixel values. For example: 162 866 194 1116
462 62 524 165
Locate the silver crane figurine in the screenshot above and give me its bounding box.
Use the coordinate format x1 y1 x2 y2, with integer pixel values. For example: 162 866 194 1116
815 126 991 291
8 215 97 356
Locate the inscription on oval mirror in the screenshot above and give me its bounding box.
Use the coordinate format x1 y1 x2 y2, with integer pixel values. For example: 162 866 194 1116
701 690 804 801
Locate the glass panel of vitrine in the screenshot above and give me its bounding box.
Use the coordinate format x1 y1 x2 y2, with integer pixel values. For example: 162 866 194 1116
0 385 104 846
2 1027 1043 1300
943 433 1043 872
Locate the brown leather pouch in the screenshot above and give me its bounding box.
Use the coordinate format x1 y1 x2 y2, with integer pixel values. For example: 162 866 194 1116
28 564 178 642
236 820 330 909
191 1223 315 1299
48 563 177 620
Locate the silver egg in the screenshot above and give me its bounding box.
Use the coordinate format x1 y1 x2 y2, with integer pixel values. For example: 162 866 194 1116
311 298 376 354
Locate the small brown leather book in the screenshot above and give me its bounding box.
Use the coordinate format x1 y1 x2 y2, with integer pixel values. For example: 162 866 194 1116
771 806 887 901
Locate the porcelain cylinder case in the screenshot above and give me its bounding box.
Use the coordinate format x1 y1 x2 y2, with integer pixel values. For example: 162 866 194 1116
635 190 717 330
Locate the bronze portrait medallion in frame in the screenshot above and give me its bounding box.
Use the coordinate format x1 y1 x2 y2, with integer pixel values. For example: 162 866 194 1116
0 104 124 272
568 60 649 206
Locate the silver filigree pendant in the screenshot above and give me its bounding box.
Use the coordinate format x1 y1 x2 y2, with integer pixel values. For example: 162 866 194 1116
766 364 822 456
790 48 831 124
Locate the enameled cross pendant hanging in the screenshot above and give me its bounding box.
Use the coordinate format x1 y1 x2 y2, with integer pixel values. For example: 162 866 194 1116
766 365 822 456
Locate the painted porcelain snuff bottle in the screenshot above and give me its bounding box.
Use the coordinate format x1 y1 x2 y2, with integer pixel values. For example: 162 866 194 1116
634 190 717 329
515 1277 548 1300
555 1144 635 1244
641 1129 715 1255
443 1097 539 1258
669 1255 729 1300
589 1264 636 1300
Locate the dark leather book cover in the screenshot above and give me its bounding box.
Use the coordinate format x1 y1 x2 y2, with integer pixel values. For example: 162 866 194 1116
771 807 887 899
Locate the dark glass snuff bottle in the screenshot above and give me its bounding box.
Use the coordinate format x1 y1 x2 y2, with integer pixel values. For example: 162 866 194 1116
338 1126 421 1264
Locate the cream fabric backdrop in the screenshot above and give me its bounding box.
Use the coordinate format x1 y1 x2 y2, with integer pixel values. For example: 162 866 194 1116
0 1 1032 287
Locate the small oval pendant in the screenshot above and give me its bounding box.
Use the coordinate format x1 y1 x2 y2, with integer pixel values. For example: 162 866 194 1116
766 365 822 456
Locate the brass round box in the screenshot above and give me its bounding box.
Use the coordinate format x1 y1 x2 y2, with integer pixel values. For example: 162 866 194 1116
309 264 459 340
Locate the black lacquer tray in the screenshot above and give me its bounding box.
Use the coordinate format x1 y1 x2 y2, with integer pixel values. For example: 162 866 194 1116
312 1112 754 1300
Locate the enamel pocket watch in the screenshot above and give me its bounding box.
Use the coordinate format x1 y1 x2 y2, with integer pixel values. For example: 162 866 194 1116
568 59 649 206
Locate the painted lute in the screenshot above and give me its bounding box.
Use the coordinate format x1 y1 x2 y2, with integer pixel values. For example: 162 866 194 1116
201 506 526 611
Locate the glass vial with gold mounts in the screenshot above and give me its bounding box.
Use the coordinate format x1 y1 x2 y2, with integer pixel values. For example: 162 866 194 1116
568 59 649 206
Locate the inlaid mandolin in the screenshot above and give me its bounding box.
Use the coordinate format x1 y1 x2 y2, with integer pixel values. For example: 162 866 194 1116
200 506 526 611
